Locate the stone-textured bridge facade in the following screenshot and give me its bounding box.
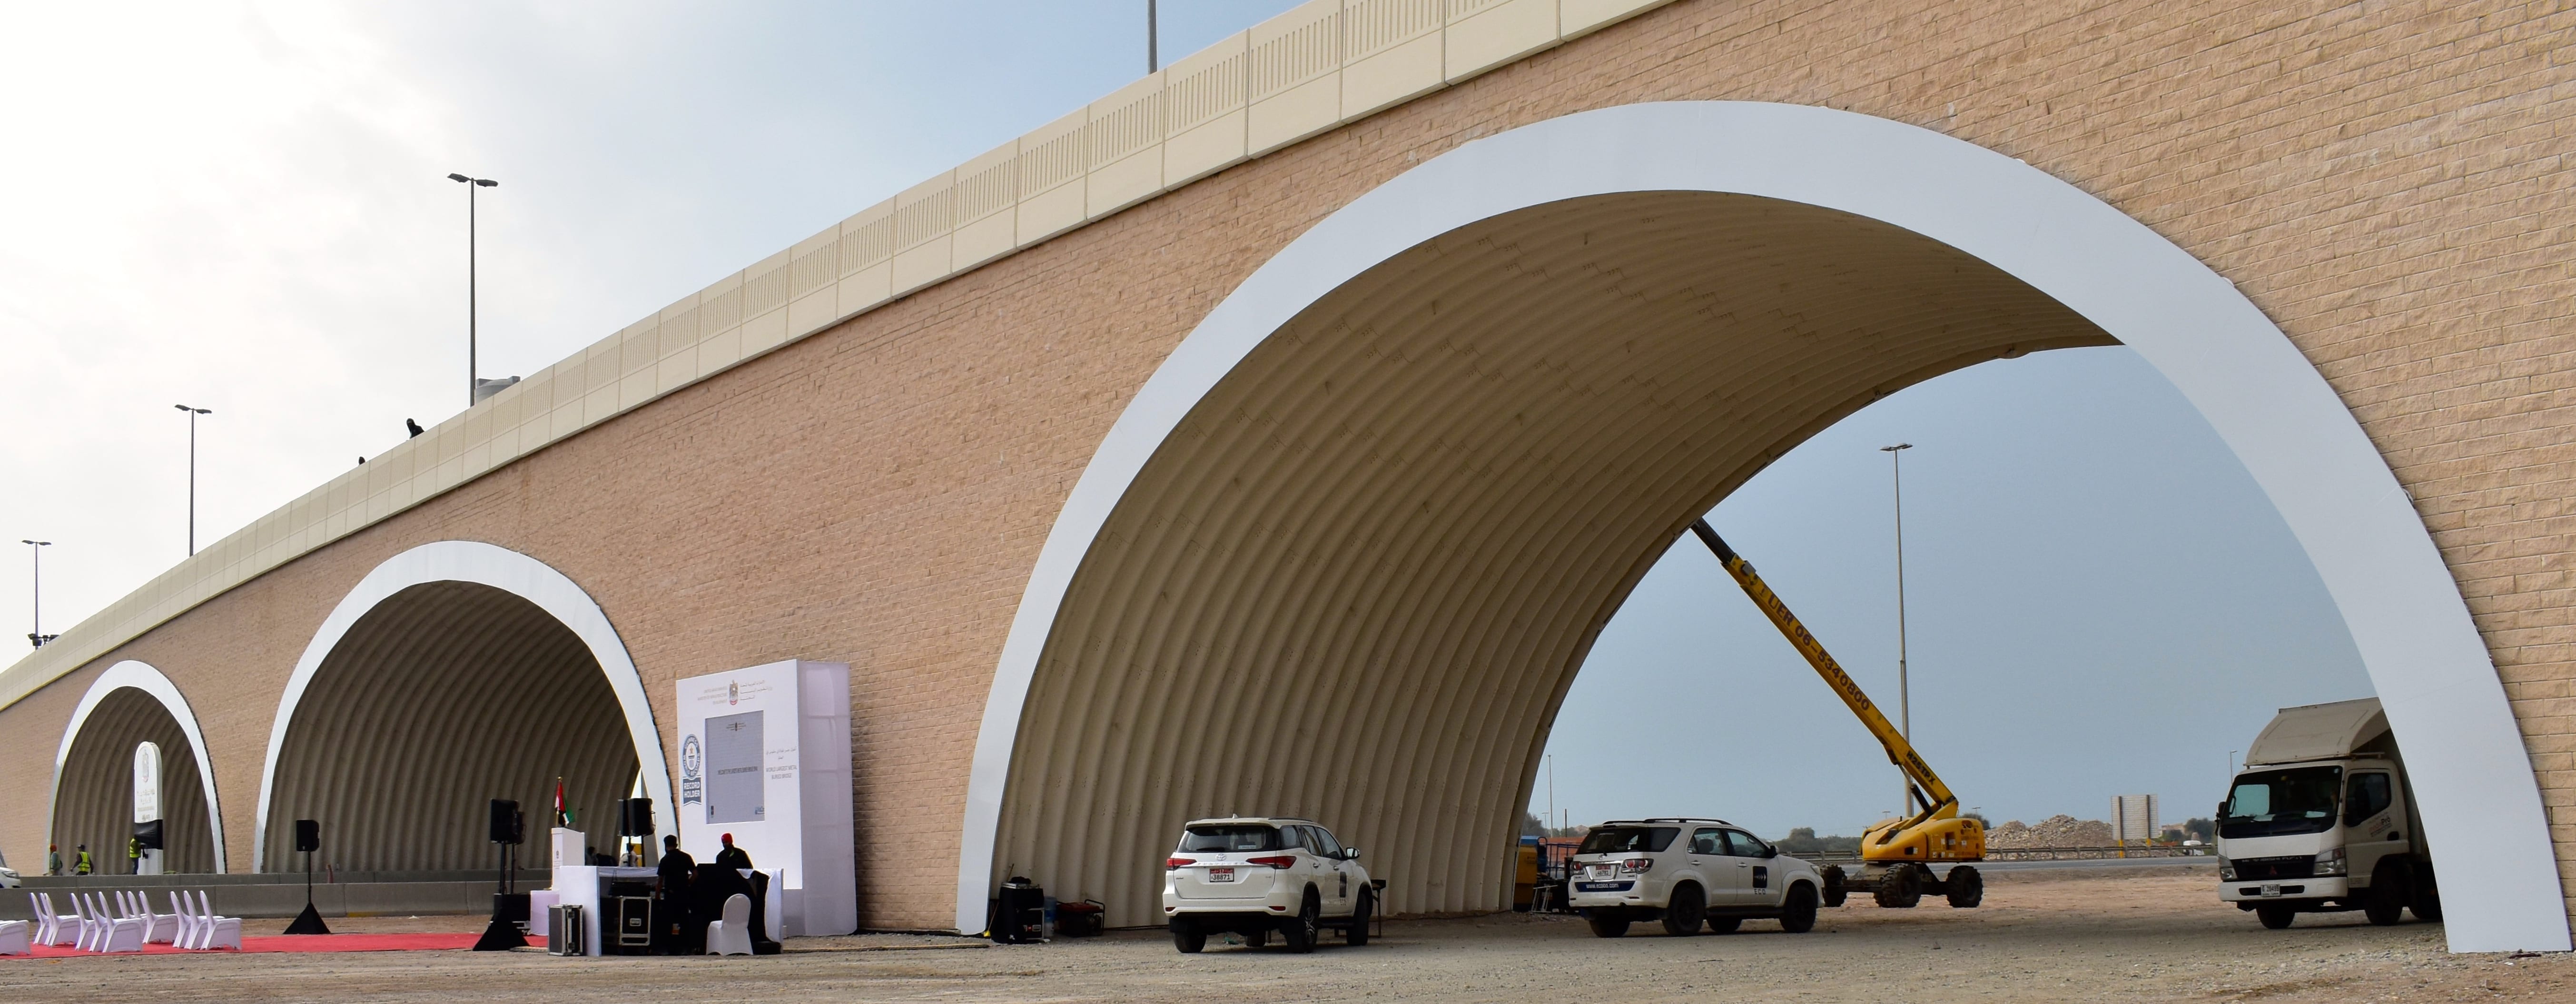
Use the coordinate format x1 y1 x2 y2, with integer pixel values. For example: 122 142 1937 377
4 0 2571 947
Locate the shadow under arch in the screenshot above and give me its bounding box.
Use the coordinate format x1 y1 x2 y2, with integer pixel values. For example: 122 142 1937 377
254 540 673 871
51 660 225 873
961 101 2566 952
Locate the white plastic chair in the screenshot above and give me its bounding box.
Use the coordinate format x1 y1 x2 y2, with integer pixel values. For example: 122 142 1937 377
89 893 145 953
32 893 79 946
167 891 199 949
70 893 104 951
704 893 752 956
0 918 30 955
187 890 241 951
133 891 178 944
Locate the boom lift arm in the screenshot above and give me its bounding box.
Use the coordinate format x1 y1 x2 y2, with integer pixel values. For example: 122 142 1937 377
1687 519 1985 906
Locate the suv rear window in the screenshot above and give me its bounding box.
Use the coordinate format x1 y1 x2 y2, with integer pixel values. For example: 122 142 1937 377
1578 826 1680 854
1180 825 1282 852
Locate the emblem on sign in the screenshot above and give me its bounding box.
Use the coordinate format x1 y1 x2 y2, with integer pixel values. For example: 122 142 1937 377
680 734 704 805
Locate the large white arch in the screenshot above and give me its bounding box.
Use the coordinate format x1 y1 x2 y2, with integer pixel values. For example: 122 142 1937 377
51 659 227 873
957 101 2567 951
252 539 674 867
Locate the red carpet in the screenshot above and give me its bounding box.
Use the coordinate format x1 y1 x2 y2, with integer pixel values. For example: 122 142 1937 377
12 933 547 957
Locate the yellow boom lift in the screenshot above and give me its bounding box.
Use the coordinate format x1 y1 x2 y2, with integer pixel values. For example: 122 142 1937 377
1688 519 1985 908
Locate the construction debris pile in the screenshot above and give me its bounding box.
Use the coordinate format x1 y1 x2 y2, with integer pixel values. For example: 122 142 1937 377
1986 815 2116 849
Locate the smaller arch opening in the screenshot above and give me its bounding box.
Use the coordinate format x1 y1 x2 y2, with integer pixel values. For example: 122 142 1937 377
262 580 637 872
54 688 215 873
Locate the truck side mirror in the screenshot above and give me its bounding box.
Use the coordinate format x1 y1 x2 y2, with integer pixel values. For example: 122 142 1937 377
1343 847 1362 860
1762 847 1779 859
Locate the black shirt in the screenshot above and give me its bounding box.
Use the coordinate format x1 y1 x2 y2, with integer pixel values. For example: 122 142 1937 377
713 845 753 870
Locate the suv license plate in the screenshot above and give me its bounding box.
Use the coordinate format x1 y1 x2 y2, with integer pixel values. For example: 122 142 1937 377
1209 867 1235 882
2260 884 2281 897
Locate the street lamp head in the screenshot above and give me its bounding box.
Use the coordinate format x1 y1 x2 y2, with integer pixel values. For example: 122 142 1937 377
1881 443 1912 452
474 178 498 188
447 173 471 183
175 404 209 415
21 540 49 547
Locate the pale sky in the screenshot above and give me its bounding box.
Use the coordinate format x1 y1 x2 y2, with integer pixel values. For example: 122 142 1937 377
2 2 2371 837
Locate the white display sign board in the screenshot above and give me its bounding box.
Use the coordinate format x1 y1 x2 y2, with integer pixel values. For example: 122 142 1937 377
2112 794 2159 843
676 660 854 936
133 741 164 875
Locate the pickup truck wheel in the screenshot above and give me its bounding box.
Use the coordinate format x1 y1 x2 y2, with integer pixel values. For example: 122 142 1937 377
2364 863 2411 926
1779 884 1819 934
1345 889 1373 946
1873 865 1924 908
1170 919 1206 954
1661 883 1707 936
1282 892 1322 953
1820 866 1849 908
1944 865 1984 908
2255 904 2297 929
1586 911 1631 938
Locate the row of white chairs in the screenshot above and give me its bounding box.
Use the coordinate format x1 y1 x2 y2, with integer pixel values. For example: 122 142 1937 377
15 890 241 953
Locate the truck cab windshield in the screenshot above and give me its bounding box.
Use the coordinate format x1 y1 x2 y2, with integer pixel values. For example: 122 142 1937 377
2221 765 2343 838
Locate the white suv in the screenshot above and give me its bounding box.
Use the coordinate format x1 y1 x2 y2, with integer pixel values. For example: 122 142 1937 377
1567 819 1824 936
1162 817 1375 953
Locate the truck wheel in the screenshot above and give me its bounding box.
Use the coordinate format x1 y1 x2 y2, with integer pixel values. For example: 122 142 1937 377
2255 904 2296 929
1705 915 1742 934
1779 884 1819 934
1171 918 1206 954
1820 865 1849 908
2364 863 2411 926
1282 892 1322 953
1345 888 1373 946
2409 869 2442 923
1661 883 1707 935
1874 865 1924 908
1586 910 1631 938
1944 865 1984 908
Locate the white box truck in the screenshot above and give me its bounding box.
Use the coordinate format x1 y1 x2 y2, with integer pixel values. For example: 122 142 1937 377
2217 697 2438 929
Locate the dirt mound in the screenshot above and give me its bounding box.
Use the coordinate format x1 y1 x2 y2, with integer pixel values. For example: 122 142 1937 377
1987 814 2115 848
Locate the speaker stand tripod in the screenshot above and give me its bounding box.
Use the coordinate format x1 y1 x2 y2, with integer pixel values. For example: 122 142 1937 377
474 837 528 950
283 847 331 934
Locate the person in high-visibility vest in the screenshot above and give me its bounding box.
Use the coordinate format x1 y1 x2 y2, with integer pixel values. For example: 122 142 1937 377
128 835 142 873
73 844 93 875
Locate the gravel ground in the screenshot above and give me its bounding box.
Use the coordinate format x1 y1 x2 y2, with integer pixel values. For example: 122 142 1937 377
7 866 2568 1002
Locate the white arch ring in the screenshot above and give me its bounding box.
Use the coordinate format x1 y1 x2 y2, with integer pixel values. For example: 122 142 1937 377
957 100 2568 952
52 659 228 874
252 539 673 867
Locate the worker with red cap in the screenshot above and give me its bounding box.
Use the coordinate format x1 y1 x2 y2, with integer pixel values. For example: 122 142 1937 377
713 833 753 871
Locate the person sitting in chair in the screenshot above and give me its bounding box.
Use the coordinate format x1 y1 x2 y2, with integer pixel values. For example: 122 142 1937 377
713 833 752 870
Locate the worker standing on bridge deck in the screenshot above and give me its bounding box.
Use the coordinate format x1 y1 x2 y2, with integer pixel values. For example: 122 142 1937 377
48 843 61 875
74 844 92 875
128 835 142 873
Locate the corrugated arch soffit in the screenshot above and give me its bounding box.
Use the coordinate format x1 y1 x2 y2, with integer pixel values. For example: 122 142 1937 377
252 539 673 868
51 660 227 873
962 101 2566 952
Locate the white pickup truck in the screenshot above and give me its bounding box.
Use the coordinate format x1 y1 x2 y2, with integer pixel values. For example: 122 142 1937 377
2218 697 2438 929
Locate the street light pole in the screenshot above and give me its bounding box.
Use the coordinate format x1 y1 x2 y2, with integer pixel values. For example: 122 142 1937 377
175 405 211 555
448 173 499 406
1147 0 1158 72
22 539 51 649
1881 442 1914 813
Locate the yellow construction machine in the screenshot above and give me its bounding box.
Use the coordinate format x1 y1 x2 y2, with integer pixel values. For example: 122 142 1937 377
1687 519 1985 909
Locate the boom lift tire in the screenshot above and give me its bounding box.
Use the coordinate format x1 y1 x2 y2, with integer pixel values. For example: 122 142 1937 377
1586 911 1631 938
1873 864 1924 908
1819 865 1850 907
2255 904 2297 929
1705 915 1742 934
2363 863 2410 926
1662 883 1707 936
1944 865 1984 908
1780 884 1819 933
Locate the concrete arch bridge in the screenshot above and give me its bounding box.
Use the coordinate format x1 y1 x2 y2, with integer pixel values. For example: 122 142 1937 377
3 0 2570 953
